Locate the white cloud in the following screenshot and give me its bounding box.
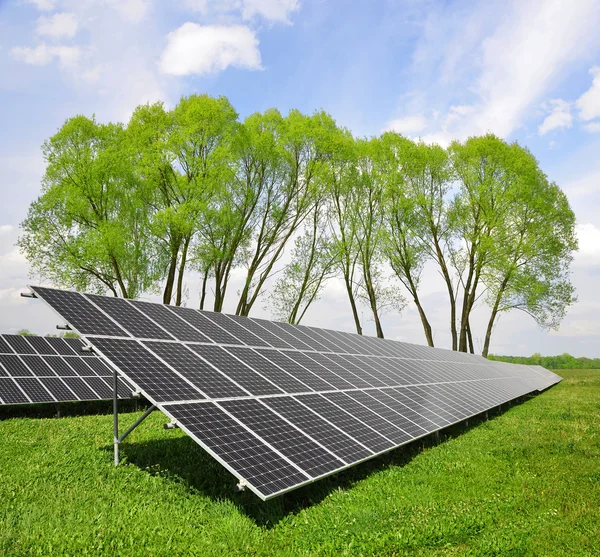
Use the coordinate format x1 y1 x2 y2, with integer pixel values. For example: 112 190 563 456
576 66 600 121
576 222 600 260
538 98 572 135
160 23 261 76
582 122 600 133
23 0 55 10
384 114 427 135
404 0 600 143
10 43 81 68
36 13 78 39
241 0 299 23
103 0 150 22
0 225 15 235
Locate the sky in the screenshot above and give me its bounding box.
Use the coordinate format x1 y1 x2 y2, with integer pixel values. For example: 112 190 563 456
1 0 599 357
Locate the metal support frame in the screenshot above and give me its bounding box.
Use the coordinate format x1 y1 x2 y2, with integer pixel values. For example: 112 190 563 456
113 366 156 466
56 324 72 331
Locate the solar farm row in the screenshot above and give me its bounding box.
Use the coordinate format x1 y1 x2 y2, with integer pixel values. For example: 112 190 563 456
30 286 561 499
0 334 135 405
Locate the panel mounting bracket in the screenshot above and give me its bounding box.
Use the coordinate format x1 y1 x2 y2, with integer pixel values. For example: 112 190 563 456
56 324 72 331
235 480 248 492
20 292 37 299
164 420 179 430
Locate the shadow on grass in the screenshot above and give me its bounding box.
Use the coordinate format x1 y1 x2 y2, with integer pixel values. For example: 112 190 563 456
114 395 535 527
0 398 148 420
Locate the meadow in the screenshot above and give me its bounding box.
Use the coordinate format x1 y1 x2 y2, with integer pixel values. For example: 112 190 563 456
1 369 598 556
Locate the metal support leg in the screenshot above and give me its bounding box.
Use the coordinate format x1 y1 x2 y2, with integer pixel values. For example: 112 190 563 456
118 405 156 443
113 366 119 466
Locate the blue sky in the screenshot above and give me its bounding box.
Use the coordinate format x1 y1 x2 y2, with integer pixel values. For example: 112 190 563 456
1 0 600 357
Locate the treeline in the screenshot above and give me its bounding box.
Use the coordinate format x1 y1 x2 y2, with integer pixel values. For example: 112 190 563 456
19 94 578 355
489 353 600 370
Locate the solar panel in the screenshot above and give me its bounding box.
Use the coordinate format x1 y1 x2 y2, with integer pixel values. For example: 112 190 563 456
28 286 561 500
0 334 136 405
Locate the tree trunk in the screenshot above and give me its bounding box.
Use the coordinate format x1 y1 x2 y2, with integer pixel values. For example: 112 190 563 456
466 318 474 354
163 252 178 305
343 271 362 335
482 275 511 357
110 255 129 298
434 241 457 350
199 267 209 310
363 265 384 338
414 295 434 347
175 235 191 307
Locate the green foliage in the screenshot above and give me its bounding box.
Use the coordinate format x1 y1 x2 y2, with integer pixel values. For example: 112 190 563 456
490 353 600 370
16 329 35 336
18 97 577 352
1 370 599 555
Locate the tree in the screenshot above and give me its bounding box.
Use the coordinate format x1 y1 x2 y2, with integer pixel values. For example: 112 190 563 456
268 199 336 324
381 135 436 346
380 134 455 346
480 175 577 356
235 110 327 316
19 115 156 298
127 95 238 305
193 110 277 312
353 137 405 338
318 124 367 334
448 135 577 355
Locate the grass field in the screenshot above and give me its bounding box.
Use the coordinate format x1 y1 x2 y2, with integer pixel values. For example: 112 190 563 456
1 369 598 556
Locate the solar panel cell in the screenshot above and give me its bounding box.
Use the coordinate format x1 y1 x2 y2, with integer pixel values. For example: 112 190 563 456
219 399 344 478
0 337 13 354
187 344 283 396
5 335 37 354
130 300 211 343
322 392 412 445
296 394 393 453
44 337 78 355
15 377 54 402
0 355 33 377
145 342 245 399
31 287 129 337
225 315 293 349
201 312 269 347
166 306 240 345
40 377 77 400
224 346 309 394
262 396 372 463
254 349 333 391
20 356 56 377
167 402 309 497
62 377 101 400
86 295 174 340
0 378 29 404
91 338 204 402
23 336 57 355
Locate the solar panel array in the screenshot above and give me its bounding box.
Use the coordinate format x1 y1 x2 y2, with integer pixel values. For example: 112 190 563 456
29 286 561 500
0 334 135 405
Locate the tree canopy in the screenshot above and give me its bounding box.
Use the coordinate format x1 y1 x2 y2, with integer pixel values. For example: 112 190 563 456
19 95 578 355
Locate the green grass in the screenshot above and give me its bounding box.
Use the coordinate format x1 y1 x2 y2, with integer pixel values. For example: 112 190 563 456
1 369 599 556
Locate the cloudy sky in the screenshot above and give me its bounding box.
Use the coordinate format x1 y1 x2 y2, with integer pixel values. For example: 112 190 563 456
1 0 599 357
